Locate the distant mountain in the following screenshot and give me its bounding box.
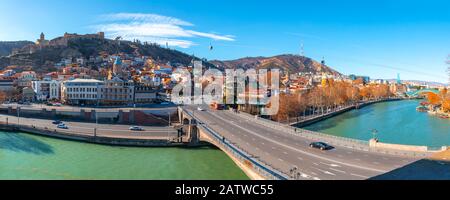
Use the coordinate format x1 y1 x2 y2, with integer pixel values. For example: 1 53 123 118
210 54 341 75
0 41 34 56
0 36 215 73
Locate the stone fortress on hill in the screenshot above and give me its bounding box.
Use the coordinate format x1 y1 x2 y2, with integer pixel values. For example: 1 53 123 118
36 32 105 47
14 32 106 55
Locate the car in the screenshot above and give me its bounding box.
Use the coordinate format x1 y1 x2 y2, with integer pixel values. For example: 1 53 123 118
197 107 205 111
52 120 63 125
57 124 68 129
309 142 334 151
129 126 144 131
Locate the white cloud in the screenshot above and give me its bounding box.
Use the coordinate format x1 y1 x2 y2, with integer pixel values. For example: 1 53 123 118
94 13 234 48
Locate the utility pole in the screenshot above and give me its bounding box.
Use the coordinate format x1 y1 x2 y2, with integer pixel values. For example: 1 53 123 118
167 111 171 142
17 106 20 125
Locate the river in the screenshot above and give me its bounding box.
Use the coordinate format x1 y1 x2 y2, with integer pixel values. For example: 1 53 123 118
0 132 248 180
303 100 450 147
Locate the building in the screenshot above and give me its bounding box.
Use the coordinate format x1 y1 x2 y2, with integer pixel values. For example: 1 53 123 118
0 79 14 92
61 79 104 105
16 71 37 88
32 80 62 101
112 57 123 78
36 32 49 46
22 87 35 102
100 77 134 105
134 83 158 104
349 74 370 84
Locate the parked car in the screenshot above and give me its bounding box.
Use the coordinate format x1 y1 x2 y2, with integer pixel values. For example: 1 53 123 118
129 126 144 131
57 124 68 129
309 142 334 151
52 120 62 125
197 107 205 111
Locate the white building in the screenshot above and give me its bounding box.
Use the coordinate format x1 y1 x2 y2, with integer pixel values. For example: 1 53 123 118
32 80 62 101
61 79 104 105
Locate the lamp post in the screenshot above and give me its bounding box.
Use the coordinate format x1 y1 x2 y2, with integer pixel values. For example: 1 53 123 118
17 106 20 125
167 111 171 142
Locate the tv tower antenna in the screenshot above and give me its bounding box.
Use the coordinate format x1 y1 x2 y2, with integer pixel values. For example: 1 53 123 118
300 42 304 57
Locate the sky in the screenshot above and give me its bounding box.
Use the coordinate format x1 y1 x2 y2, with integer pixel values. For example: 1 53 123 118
0 0 449 83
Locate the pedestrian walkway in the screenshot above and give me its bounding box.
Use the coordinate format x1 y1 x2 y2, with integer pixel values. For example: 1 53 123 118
430 148 450 161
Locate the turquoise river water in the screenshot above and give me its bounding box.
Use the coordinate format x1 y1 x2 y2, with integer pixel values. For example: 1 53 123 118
304 100 450 147
0 132 248 180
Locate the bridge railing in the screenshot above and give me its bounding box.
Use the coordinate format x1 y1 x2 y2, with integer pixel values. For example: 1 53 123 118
181 108 289 180
234 110 371 151
232 109 438 157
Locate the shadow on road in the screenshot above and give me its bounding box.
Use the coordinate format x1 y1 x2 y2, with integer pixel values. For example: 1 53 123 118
0 132 54 155
370 159 450 180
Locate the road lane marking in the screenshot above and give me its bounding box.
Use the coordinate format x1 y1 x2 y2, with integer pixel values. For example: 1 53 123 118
313 167 336 176
329 168 346 174
351 173 369 179
208 111 388 173
320 162 341 168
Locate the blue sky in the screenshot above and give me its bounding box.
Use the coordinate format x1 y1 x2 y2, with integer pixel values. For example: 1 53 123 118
1 0 449 83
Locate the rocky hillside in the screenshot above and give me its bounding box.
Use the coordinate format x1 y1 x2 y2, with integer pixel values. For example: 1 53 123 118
0 37 215 72
0 41 34 56
211 54 341 75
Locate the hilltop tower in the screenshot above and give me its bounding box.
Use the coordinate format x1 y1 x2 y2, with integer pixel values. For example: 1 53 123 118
300 42 304 57
36 32 49 46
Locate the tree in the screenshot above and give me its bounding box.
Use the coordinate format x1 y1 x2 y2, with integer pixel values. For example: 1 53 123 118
0 91 6 103
427 92 441 105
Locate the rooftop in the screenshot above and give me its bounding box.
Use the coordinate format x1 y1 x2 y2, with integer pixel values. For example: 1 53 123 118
66 78 103 83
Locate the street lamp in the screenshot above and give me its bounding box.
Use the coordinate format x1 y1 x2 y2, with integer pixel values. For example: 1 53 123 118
167 111 171 142
17 106 20 125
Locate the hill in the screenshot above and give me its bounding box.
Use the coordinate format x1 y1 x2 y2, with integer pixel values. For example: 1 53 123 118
0 41 34 56
0 36 215 73
211 54 341 75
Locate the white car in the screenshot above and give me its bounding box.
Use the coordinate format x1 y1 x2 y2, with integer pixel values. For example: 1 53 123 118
57 124 68 129
129 126 144 131
197 107 205 111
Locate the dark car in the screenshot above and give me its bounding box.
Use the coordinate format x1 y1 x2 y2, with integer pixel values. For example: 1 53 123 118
52 120 62 125
309 142 334 151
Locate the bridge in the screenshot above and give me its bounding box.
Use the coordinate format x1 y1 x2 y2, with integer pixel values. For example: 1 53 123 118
406 89 440 97
178 106 449 180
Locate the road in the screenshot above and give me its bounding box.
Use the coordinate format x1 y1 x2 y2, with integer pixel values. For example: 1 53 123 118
185 106 423 180
0 114 178 140
1 103 178 113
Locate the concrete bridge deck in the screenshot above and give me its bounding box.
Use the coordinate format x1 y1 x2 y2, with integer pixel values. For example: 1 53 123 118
180 106 449 180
